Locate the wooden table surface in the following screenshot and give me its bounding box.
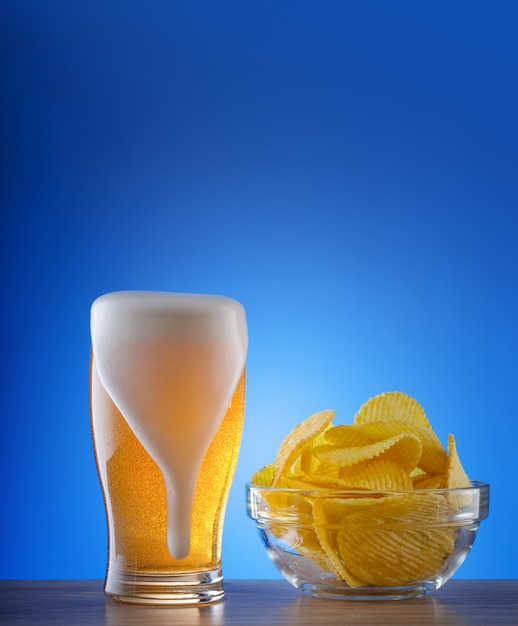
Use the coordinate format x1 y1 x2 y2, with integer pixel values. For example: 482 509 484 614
1 579 517 626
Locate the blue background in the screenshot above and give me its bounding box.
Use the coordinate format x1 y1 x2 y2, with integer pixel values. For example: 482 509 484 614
2 1 517 580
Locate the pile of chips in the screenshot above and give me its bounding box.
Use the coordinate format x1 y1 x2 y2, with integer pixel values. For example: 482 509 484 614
251 391 472 587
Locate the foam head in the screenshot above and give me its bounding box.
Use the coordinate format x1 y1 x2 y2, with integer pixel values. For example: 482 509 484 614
90 291 248 559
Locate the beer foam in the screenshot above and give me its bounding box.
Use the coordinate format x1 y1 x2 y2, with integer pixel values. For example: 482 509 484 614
91 291 248 560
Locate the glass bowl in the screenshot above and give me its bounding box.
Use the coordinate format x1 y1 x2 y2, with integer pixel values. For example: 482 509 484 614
246 481 489 600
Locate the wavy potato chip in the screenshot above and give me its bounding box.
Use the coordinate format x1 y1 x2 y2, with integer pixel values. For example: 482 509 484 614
412 472 444 490
444 433 471 489
251 463 274 487
300 423 334 475
284 472 348 490
314 432 422 474
324 424 373 448
335 494 455 586
260 489 314 522
354 391 431 429
357 420 447 475
273 409 335 486
339 459 413 491
313 497 379 587
444 433 472 508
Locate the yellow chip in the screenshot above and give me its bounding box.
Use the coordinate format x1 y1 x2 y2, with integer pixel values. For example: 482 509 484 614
339 459 413 491
412 472 444 490
295 536 336 574
280 473 322 489
260 487 314 521
273 409 336 485
315 495 381 522
354 391 431 429
312 458 341 480
251 463 274 487
357 420 447 475
444 433 472 508
314 432 422 474
282 459 345 490
313 497 378 587
335 494 455 586
287 470 355 490
324 424 373 448
444 433 471 489
271 492 338 573
300 423 333 475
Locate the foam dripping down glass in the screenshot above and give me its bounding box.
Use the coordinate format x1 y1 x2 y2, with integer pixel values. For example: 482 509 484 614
90 291 248 605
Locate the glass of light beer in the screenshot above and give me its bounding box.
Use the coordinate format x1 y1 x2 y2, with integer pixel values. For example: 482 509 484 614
90 291 248 605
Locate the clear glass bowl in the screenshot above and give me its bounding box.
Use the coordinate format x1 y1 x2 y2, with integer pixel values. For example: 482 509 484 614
246 481 489 600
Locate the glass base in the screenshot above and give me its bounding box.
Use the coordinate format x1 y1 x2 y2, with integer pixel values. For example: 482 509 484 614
104 565 224 605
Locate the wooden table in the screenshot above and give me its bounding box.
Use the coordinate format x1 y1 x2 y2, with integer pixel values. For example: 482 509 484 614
1 579 517 625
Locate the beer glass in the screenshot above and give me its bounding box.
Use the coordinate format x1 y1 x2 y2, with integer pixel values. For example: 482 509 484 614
90 291 248 605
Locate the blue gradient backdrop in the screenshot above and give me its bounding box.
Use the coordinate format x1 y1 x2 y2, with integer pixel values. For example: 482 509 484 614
2 1 517 580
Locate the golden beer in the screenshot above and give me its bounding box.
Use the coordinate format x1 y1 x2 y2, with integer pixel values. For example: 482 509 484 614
89 292 247 604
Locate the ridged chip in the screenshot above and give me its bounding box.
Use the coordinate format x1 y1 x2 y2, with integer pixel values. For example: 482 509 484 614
276 494 337 572
300 423 333 475
313 497 378 587
251 463 274 487
354 391 431 429
283 472 348 490
261 488 314 520
324 424 373 448
339 460 413 491
444 433 471 489
272 409 336 485
314 432 422 474
335 494 455 586
357 420 447 475
412 472 444 490
444 433 472 508
312 458 341 479
296 538 336 574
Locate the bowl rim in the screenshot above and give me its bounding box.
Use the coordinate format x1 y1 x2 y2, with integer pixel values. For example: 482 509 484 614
246 479 489 496
246 480 490 523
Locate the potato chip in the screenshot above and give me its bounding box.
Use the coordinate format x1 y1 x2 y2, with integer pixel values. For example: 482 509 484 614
444 433 471 489
314 432 422 474
300 423 333 475
251 463 274 487
315 495 381 521
335 494 455 586
260 488 314 521
312 458 341 479
262 491 336 575
412 472 444 490
324 424 373 448
354 391 431 429
273 409 335 485
295 536 336 574
444 433 472 508
339 460 413 491
283 472 345 490
357 420 447 475
283 457 344 489
313 497 378 587
274 493 338 573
